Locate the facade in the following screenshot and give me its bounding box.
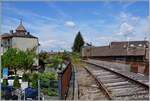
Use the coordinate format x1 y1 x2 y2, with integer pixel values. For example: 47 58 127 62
82 41 149 62
0 21 39 66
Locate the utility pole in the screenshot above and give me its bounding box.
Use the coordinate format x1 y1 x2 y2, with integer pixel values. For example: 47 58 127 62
126 37 130 64
90 42 92 58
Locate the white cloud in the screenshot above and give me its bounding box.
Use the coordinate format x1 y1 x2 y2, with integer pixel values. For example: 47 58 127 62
65 21 76 28
40 40 57 47
115 12 149 41
116 22 134 36
97 36 114 40
39 39 72 51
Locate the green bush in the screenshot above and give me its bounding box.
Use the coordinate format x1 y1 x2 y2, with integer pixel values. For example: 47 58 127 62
2 79 8 86
41 88 58 96
22 73 30 82
13 76 21 89
39 72 58 96
31 80 38 88
30 73 39 88
29 72 58 95
40 72 57 80
39 72 57 88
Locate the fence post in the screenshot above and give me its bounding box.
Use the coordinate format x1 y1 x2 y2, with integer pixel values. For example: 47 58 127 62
58 72 62 99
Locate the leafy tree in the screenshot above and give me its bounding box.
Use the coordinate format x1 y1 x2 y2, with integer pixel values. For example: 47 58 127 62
72 31 84 53
47 55 64 70
2 48 19 74
2 48 36 74
23 48 36 73
39 51 48 61
39 51 48 69
61 50 70 61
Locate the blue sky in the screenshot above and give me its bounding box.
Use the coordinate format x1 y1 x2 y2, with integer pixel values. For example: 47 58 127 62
1 1 149 51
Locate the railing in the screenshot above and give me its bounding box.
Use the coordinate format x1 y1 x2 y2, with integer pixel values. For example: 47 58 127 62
58 61 72 99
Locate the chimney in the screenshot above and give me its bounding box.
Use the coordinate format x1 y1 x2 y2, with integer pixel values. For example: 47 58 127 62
10 30 13 34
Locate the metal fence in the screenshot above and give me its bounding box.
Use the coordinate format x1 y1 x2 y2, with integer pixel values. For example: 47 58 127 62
58 62 72 99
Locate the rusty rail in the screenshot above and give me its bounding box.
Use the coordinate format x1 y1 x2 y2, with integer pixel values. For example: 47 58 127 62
58 61 72 99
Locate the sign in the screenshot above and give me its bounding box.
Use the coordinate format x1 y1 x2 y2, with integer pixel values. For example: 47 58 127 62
3 68 8 79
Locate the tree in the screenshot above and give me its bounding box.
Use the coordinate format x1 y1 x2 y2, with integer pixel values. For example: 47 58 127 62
39 51 48 68
48 55 64 70
2 48 36 74
72 31 84 53
2 48 19 74
22 48 37 73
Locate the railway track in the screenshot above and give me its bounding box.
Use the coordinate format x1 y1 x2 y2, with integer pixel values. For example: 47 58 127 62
83 62 149 100
77 65 110 100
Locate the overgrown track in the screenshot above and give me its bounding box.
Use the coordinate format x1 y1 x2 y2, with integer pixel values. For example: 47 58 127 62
83 63 149 100
77 65 110 100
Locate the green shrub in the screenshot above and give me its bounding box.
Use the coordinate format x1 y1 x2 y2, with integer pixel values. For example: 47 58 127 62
2 79 8 86
22 73 30 82
40 72 57 80
39 72 57 88
13 76 21 89
41 88 58 96
31 80 38 88
39 72 58 96
30 73 39 88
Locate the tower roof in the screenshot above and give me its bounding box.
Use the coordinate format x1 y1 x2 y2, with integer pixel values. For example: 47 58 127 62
16 19 26 32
